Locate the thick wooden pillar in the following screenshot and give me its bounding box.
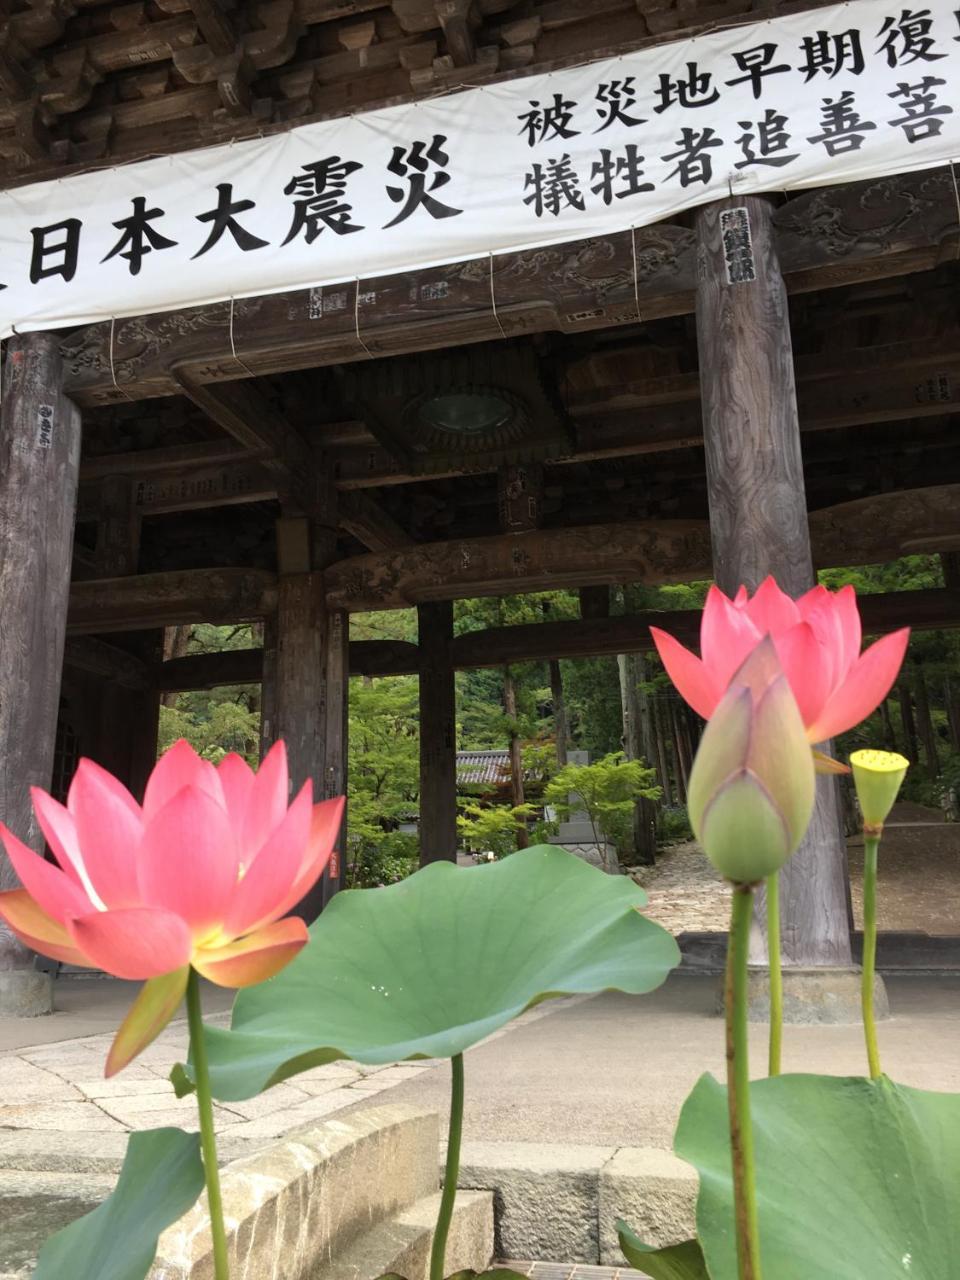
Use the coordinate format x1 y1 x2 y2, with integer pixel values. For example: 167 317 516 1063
696 195 852 970
259 615 279 759
418 600 458 865
0 333 81 1013
275 511 347 920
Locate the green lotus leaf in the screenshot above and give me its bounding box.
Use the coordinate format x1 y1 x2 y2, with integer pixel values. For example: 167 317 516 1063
618 1222 710 1279
678 1072 960 1279
32 1128 204 1280
202 845 680 1101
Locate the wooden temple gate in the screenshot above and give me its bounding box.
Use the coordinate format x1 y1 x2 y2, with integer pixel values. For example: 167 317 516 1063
1 0 960 1014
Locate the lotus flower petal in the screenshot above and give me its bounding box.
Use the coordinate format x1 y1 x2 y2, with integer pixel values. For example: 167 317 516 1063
221 781 313 937
106 966 190 1077
241 740 290 857
31 790 89 895
138 786 238 937
748 675 816 849
68 907 193 980
192 916 308 988
653 578 909 744
808 628 911 742
0 890 90 966
142 739 224 823
700 586 763 688
275 795 344 916
0 825 93 923
686 687 753 838
744 575 801 636
650 627 719 721
216 753 256 844
697 771 793 883
772 622 832 729
68 761 143 908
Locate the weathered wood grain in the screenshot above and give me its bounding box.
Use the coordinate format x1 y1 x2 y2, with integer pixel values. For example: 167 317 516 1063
696 194 848 970
59 170 958 408
0 333 81 977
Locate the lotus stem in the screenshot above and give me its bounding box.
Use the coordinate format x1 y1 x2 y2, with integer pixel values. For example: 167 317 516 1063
726 884 763 1280
765 873 782 1078
186 970 230 1280
861 834 882 1080
430 1052 464 1280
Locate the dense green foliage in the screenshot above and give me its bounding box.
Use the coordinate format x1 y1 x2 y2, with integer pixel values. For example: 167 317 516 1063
158 557 959 880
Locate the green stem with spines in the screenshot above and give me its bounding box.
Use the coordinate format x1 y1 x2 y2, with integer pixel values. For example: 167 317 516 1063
186 969 230 1280
727 885 763 1280
765 873 782 1078
861 834 882 1080
430 1053 464 1280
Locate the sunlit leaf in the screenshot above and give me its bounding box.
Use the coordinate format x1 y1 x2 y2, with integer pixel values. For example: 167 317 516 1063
198 845 680 1100
32 1128 204 1280
679 1073 960 1280
619 1221 710 1279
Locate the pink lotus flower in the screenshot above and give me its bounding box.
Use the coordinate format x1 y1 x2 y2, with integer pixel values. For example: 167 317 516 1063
0 740 343 1074
651 577 909 742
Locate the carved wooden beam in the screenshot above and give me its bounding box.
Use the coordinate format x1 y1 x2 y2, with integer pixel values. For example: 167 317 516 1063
153 637 420 688
61 169 959 408
172 370 316 513
338 491 415 550
324 485 960 611
63 636 152 689
324 519 713 610
68 567 278 633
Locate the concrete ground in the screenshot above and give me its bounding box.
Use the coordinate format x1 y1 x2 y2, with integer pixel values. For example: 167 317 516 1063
2 973 959 1156
357 975 960 1149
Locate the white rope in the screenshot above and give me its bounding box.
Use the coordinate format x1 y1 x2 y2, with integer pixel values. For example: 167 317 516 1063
228 297 257 377
354 280 376 359
109 318 134 401
489 253 507 340
630 227 642 325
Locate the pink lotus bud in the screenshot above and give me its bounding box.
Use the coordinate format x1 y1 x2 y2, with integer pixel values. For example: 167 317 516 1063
687 640 816 884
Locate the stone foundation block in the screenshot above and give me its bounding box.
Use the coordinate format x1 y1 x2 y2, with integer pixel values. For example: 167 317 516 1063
598 1148 698 1264
0 970 53 1017
459 1141 615 1262
741 966 890 1025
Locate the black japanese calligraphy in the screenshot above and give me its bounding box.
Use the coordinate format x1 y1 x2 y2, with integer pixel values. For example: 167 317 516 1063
193 184 268 258
726 43 791 99
720 207 756 284
595 78 645 132
797 29 865 80
524 155 585 216
878 8 946 66
735 110 798 168
30 219 81 284
662 127 723 186
590 145 654 204
807 91 878 156
654 62 720 112
385 136 462 227
888 76 954 140
102 197 177 275
518 94 579 147
283 157 364 243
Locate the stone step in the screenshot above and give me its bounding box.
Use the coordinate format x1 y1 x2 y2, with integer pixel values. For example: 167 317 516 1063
458 1142 697 1266
312 1190 494 1280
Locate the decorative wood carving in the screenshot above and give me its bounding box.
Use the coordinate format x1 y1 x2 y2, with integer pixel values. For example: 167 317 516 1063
60 169 958 408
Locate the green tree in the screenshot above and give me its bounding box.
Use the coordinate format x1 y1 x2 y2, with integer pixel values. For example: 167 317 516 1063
543 751 661 851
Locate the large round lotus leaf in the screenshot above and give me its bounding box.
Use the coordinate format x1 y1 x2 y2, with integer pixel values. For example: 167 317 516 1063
678 1071 960 1279
202 845 680 1101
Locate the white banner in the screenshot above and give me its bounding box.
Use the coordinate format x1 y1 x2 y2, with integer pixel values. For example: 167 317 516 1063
2 0 960 338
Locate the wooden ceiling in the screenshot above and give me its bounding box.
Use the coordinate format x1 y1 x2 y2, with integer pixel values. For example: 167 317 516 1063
74 260 960 576
0 0 842 187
